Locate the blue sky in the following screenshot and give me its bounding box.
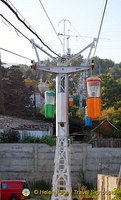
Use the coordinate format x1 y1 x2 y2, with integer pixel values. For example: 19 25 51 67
0 0 121 65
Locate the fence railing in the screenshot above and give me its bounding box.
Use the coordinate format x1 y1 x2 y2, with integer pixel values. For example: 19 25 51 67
91 138 121 148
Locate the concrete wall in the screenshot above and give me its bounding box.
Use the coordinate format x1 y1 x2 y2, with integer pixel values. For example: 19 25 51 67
0 143 121 187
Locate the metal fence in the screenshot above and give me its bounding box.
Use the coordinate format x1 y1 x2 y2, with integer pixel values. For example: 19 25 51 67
91 138 121 148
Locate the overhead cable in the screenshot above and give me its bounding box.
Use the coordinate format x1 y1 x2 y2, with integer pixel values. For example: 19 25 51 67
0 0 63 58
0 14 60 63
0 47 32 61
38 0 63 49
71 24 88 44
0 14 30 41
93 0 108 57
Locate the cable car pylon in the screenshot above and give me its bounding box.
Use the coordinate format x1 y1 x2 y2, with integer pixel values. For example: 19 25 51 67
30 38 96 200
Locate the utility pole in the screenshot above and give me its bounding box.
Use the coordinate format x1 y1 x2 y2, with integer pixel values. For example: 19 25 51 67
58 19 71 54
18 89 22 118
31 38 96 200
34 89 36 117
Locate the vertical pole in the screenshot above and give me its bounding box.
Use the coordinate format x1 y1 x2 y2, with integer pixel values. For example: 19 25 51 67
63 20 66 54
58 19 71 55
51 74 72 200
0 174 1 200
34 89 36 117
18 89 21 118
79 73 83 110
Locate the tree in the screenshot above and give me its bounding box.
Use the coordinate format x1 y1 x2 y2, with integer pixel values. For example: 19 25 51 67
71 55 83 66
1 131 20 143
112 187 121 200
109 63 121 80
0 61 5 114
2 66 33 117
99 74 121 109
69 105 84 133
93 57 114 76
24 78 39 92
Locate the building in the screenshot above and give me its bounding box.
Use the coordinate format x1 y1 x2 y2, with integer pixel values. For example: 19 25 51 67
88 119 120 148
38 79 48 93
90 119 118 138
30 92 44 108
0 115 53 140
30 78 49 109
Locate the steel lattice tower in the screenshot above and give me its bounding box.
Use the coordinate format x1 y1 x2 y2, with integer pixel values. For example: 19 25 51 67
31 38 96 200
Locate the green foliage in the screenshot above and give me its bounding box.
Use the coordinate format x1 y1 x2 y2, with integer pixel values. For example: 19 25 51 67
1 66 33 117
24 78 39 92
2 57 121 138
21 136 42 143
69 106 84 133
79 171 95 191
99 74 121 109
29 180 51 191
0 131 20 143
71 55 83 66
21 136 56 146
112 187 121 200
101 107 121 126
47 73 56 91
39 136 56 146
97 128 121 138
92 56 115 76
0 66 6 114
29 180 52 200
109 63 121 80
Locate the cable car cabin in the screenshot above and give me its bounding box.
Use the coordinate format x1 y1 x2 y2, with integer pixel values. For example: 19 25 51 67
86 77 101 119
73 92 76 100
69 95 73 107
85 116 92 126
85 106 92 126
45 91 55 118
73 92 79 100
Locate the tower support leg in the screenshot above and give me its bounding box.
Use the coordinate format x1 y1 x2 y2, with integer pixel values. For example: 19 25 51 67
51 74 72 200
51 137 72 200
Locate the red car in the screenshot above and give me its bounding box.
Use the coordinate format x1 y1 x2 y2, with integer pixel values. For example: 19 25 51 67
1 180 31 200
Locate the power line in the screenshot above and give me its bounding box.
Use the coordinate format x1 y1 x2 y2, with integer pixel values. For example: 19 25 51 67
38 0 63 49
71 24 88 44
0 14 60 62
93 0 108 57
0 47 32 61
0 14 30 41
0 0 63 58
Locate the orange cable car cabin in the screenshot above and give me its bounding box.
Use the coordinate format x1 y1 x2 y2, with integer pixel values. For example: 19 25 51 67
86 77 101 119
69 95 73 107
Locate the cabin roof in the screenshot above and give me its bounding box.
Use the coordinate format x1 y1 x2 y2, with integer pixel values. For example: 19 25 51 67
90 119 118 133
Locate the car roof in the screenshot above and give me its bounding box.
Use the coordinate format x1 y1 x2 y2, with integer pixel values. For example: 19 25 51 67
1 180 26 182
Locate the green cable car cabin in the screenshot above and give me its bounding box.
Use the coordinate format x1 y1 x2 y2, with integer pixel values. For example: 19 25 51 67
45 91 55 118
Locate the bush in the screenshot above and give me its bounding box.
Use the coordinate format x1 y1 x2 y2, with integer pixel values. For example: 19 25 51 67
112 187 121 200
98 128 121 138
39 136 56 146
21 136 56 146
21 136 42 143
0 131 20 143
29 180 51 191
29 180 52 200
